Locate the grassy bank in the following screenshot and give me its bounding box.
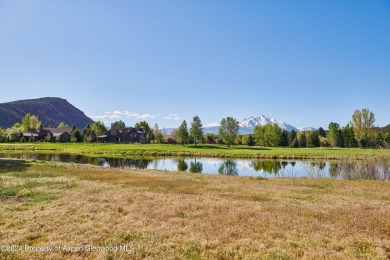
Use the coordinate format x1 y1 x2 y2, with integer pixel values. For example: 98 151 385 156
0 159 389 259
1 143 389 159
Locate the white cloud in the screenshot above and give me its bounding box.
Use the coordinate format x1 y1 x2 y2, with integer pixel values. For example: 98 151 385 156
89 114 121 120
138 114 154 119
164 114 181 120
89 110 155 120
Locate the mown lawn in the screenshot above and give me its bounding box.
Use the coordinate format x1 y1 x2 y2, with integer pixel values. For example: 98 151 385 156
0 159 389 259
1 143 389 159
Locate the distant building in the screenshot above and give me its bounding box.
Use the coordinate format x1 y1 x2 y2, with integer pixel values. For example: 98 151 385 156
21 126 74 142
39 127 73 142
96 124 146 144
21 129 40 142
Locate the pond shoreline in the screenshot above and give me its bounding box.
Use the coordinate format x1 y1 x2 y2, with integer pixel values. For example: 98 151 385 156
1 151 389 180
1 143 389 160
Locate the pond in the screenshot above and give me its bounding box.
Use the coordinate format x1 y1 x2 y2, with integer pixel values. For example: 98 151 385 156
0 152 389 180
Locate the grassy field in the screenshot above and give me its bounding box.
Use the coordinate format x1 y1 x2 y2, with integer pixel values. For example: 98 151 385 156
0 159 389 259
1 143 389 159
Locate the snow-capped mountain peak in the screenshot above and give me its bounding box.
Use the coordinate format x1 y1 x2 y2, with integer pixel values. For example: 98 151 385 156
298 127 317 132
238 115 299 132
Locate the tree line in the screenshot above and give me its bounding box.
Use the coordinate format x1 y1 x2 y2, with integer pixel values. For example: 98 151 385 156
254 109 390 148
1 108 389 148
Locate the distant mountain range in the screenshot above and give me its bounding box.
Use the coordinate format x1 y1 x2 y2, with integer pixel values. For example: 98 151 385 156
0 97 93 129
163 115 315 135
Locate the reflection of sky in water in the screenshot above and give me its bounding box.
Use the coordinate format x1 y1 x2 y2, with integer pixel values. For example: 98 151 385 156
144 158 331 177
0 153 340 178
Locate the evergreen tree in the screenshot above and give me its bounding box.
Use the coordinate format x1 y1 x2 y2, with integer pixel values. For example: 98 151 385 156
71 129 82 142
189 116 203 146
342 124 356 148
297 132 306 148
113 120 126 129
279 130 289 147
177 120 189 145
291 137 299 148
317 127 326 138
135 121 152 143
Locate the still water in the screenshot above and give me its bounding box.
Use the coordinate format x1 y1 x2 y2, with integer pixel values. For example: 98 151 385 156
0 153 389 180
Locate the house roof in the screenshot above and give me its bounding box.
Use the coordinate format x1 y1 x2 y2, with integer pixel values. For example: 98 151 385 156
23 133 39 137
22 129 39 137
107 127 145 134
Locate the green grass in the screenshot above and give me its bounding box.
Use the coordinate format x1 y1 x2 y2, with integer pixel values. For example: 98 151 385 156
1 143 389 159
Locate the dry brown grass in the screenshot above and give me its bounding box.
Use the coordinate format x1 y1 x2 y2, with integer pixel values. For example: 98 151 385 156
0 159 389 259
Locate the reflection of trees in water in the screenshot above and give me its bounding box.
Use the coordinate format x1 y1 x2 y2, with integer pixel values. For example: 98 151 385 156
218 160 238 175
252 160 282 176
310 161 326 170
334 158 390 180
281 161 289 169
190 159 203 173
329 162 339 177
104 158 152 169
177 160 188 172
303 161 328 178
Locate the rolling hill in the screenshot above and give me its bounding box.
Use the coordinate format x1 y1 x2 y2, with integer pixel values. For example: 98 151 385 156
0 97 93 129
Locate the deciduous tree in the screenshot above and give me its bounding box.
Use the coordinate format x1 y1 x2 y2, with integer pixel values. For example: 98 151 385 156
90 121 107 136
351 108 376 148
153 123 163 144
242 134 254 146
30 115 41 131
219 117 239 147
21 113 31 130
58 122 69 128
327 122 342 147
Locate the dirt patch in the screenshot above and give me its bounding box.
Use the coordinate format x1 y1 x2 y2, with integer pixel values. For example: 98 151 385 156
0 196 27 204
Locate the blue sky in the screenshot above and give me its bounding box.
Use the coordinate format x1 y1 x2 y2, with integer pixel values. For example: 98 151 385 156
1 0 389 129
